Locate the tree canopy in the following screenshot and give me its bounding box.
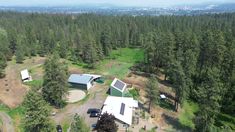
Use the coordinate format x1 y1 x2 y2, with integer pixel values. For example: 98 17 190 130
96 113 118 132
42 54 68 108
23 90 53 132
0 12 234 131
70 114 90 132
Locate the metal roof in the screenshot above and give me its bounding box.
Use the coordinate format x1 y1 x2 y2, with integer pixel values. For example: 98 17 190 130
102 96 138 125
68 74 93 85
111 78 127 92
20 69 30 80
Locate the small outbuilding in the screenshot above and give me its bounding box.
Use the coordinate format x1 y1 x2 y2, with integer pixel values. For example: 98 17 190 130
160 94 166 99
20 69 32 82
110 78 127 97
68 74 101 90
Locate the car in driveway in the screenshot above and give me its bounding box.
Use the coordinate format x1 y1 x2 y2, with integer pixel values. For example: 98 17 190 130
56 125 62 132
91 124 97 131
90 112 100 117
87 108 101 114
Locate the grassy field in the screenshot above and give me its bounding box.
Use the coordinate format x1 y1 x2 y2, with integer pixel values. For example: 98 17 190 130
24 79 43 90
70 48 144 79
108 48 144 64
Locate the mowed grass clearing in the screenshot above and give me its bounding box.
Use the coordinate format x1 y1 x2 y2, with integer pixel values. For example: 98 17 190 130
70 48 144 78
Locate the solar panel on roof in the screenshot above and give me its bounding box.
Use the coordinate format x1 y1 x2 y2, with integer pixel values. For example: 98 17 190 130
114 80 125 90
120 103 125 115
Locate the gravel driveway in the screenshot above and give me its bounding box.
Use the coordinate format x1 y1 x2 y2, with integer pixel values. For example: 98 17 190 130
52 84 108 128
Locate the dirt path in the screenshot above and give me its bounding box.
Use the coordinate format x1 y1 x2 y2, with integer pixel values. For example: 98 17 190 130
0 61 27 108
0 112 14 132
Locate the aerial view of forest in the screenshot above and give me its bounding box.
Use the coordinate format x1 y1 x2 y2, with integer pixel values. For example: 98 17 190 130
0 0 234 132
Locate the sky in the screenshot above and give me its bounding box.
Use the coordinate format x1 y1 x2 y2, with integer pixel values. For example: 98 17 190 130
0 0 234 7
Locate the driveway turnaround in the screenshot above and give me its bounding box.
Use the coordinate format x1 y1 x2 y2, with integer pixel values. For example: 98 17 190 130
52 84 108 128
66 90 86 103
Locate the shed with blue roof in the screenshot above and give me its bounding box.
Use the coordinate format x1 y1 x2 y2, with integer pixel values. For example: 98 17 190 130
68 74 100 90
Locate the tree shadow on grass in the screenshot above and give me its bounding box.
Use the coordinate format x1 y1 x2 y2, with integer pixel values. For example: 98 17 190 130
162 113 192 132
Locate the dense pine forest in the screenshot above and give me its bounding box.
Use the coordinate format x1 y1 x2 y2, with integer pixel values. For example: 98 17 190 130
0 12 234 131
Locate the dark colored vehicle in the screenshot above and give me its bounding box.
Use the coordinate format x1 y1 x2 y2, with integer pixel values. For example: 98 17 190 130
56 125 62 132
90 112 100 117
87 108 100 114
91 124 97 131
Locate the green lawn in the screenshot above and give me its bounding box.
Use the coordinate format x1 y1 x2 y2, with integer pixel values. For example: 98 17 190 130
96 48 144 78
24 79 43 90
70 48 144 79
178 101 199 130
108 48 144 64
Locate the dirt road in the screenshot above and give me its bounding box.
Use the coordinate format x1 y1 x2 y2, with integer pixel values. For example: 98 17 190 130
0 112 14 132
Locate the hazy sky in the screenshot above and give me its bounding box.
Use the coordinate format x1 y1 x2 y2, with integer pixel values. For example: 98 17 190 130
0 0 234 7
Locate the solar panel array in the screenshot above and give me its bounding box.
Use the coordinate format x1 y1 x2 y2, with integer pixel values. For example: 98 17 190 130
120 103 125 115
114 80 125 90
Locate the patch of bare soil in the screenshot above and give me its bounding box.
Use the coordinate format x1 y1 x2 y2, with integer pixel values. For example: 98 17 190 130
123 73 147 88
124 73 179 131
0 56 46 108
68 67 83 74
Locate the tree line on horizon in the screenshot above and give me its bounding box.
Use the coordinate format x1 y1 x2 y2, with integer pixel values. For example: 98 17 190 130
0 12 234 131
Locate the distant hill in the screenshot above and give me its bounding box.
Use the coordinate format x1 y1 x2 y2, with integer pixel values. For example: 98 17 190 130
0 3 235 16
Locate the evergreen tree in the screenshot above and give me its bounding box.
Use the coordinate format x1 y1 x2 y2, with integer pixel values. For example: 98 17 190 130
15 35 26 63
144 32 155 72
42 54 68 108
162 33 175 80
168 61 187 111
0 28 11 60
96 113 118 132
23 90 53 132
145 77 159 113
100 31 111 56
0 54 7 78
82 39 97 68
70 114 90 132
15 46 24 63
195 68 223 131
0 28 10 76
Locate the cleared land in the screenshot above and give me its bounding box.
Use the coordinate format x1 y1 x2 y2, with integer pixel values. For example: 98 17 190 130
0 48 218 131
66 90 86 103
0 56 45 108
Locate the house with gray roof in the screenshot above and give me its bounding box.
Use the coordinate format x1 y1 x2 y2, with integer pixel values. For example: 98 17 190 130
68 74 101 90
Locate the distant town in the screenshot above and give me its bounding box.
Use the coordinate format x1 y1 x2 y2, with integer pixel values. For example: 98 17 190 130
0 3 235 16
